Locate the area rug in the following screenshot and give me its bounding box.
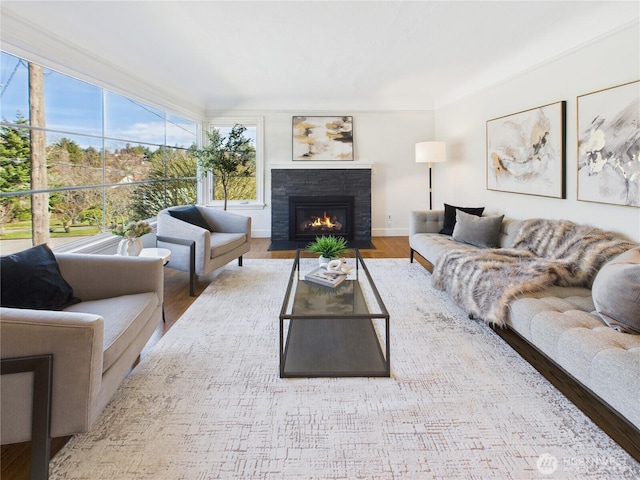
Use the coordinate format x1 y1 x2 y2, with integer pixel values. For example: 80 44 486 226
50 259 640 479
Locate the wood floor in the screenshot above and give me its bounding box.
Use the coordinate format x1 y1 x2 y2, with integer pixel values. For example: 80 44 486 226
1 237 415 480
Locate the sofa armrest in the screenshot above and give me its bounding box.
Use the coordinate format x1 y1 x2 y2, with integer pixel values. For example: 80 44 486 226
1 308 104 441
410 210 444 235
157 235 196 295
157 213 211 277
55 253 164 303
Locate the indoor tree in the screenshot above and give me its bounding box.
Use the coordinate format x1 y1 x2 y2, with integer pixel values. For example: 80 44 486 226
190 125 254 210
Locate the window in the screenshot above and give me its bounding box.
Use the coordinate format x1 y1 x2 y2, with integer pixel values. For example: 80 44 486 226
0 51 199 255
202 117 264 208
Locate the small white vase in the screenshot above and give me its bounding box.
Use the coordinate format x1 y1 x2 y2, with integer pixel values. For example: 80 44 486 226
117 238 143 256
318 255 332 266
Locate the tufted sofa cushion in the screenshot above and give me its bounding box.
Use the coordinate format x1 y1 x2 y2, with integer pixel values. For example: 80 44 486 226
409 233 477 266
507 287 640 428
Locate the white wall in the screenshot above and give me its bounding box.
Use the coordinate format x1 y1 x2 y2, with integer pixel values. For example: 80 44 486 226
208 110 435 238
434 21 640 242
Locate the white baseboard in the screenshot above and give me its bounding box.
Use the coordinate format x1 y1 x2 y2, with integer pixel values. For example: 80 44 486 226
371 227 408 237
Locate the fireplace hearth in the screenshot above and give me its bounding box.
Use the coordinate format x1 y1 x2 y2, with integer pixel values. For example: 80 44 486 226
289 195 354 242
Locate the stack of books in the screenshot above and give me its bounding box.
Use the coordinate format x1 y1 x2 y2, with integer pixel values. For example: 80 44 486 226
303 266 347 288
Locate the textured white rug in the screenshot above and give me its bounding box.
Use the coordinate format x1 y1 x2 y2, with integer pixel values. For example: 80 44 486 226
50 259 640 479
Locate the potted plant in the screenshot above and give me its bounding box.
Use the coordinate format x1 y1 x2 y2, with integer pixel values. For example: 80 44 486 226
306 234 348 264
190 125 254 210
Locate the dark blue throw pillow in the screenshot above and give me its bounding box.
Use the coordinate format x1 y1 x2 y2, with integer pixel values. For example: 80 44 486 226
168 205 211 231
1 244 80 310
439 203 485 235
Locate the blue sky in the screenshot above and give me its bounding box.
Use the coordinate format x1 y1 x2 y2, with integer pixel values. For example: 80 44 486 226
1 51 198 149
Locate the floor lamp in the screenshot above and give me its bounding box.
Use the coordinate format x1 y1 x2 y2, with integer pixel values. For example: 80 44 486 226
415 141 446 210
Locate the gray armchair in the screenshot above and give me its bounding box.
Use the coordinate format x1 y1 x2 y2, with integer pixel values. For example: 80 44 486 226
157 205 251 295
1 253 163 476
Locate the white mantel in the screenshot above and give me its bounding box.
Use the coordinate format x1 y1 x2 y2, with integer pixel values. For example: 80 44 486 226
270 162 373 170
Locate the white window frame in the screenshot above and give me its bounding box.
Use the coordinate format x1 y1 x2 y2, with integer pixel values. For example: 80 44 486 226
200 116 264 209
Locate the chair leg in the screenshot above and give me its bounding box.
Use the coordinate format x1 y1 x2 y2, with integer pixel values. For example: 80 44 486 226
238 256 243 267
1 355 53 480
410 248 414 263
189 242 196 297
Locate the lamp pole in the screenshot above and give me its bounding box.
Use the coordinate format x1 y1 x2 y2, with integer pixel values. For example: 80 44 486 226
415 141 446 211
429 163 433 210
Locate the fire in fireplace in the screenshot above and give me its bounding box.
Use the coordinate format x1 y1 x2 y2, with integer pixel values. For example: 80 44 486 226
289 195 354 242
300 211 342 233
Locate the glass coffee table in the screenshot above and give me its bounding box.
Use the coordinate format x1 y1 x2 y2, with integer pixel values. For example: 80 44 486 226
279 249 390 378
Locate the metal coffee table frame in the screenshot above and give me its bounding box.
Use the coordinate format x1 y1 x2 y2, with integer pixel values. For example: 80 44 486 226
279 249 390 378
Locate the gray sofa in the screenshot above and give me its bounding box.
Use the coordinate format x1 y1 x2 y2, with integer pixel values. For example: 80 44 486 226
409 209 640 451
1 253 164 444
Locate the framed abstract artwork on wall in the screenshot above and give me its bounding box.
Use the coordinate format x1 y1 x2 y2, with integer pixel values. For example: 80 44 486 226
486 101 566 198
292 116 353 161
577 80 640 207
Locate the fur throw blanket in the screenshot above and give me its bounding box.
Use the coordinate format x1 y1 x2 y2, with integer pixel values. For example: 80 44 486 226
432 219 636 327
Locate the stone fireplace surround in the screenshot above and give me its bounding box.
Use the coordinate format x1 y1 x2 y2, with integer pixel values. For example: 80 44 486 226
270 167 372 249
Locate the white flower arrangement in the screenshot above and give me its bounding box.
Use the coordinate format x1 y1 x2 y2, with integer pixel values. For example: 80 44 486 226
110 220 152 239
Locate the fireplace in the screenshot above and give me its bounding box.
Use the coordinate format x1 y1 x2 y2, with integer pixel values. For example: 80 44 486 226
270 168 371 249
289 195 354 241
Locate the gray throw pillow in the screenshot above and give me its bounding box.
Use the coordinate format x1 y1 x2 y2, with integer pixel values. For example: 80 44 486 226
592 247 640 334
439 203 485 235
452 210 504 248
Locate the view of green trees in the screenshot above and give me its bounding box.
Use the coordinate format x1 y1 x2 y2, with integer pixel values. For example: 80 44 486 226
0 119 257 243
0 118 198 241
0 117 32 235
1 51 258 252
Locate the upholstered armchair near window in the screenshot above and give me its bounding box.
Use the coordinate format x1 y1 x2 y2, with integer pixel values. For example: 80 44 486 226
1 248 164 477
157 205 251 296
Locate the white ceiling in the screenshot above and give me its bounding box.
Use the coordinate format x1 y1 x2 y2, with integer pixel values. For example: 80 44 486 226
1 1 638 115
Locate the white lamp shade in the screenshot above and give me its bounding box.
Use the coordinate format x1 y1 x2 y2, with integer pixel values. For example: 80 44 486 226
415 141 446 164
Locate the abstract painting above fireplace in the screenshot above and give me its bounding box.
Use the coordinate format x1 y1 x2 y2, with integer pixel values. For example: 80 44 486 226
292 116 353 161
